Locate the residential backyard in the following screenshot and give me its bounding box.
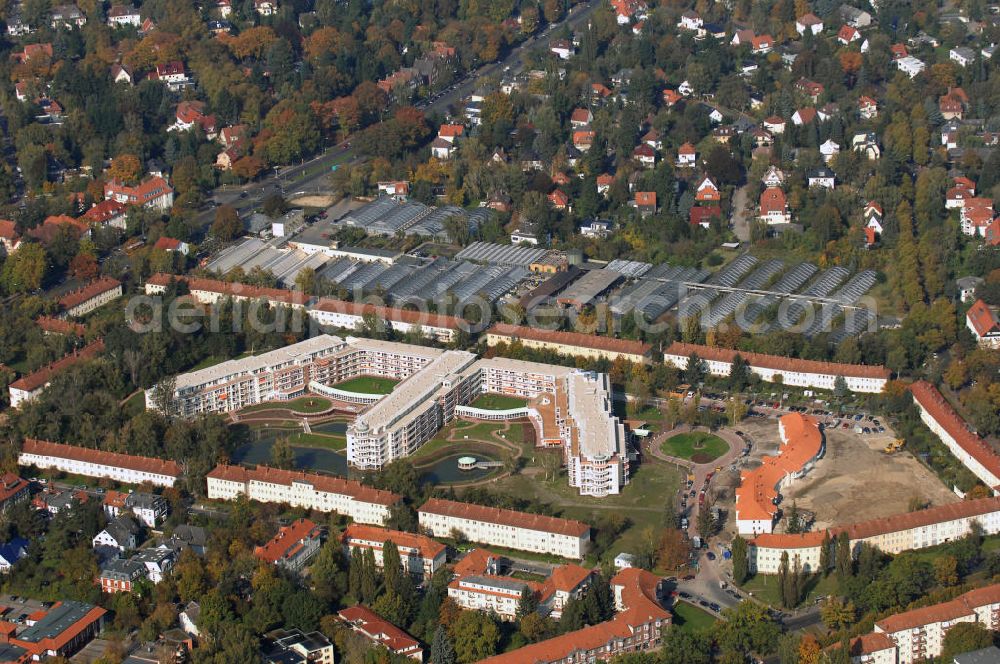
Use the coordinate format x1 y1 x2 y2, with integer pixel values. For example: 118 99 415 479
331 376 400 394
661 431 729 464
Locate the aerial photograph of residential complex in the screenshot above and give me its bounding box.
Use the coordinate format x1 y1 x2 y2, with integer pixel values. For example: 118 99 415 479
0 0 999 662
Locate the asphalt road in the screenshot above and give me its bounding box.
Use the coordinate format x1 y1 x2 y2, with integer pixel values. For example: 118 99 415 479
189 0 605 236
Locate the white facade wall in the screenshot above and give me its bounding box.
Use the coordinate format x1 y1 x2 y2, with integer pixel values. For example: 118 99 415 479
308 308 455 342
912 400 1000 487
18 452 178 487
65 284 123 317
448 580 523 620
751 506 1000 573
205 476 393 525
662 352 888 393
343 538 445 579
418 511 589 559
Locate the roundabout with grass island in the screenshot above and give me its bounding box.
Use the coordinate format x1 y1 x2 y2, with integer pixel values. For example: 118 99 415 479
661 430 730 464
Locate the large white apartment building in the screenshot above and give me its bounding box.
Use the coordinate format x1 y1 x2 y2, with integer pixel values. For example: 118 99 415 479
663 342 891 393
467 358 630 497
910 381 1000 489
19 439 181 487
418 498 591 559
146 335 346 416
346 349 479 470
563 371 629 496
206 464 400 525
870 585 1000 664
749 496 1000 574
340 524 446 580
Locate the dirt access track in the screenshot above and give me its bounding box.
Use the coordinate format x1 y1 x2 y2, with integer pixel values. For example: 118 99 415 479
777 424 958 529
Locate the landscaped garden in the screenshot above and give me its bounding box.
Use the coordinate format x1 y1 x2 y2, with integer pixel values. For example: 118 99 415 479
661 431 730 464
331 376 400 395
470 393 529 410
237 395 334 414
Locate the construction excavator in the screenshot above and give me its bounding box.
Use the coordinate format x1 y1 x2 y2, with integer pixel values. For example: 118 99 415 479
883 439 905 454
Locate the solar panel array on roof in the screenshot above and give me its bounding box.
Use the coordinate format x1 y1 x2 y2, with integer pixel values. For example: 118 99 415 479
677 254 758 320
704 260 784 328
605 259 652 279
739 262 818 331
455 241 550 267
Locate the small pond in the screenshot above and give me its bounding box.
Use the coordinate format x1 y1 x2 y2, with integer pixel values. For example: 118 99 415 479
419 452 500 484
231 427 348 475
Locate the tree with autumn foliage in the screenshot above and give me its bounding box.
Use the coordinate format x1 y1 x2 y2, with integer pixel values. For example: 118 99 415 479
109 154 142 184
228 26 279 61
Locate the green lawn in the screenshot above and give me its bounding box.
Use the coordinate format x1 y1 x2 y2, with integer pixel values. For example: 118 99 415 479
490 458 681 568
238 396 333 414
331 376 400 395
673 601 718 633
661 432 729 464
471 393 529 410
740 572 838 609
122 390 146 417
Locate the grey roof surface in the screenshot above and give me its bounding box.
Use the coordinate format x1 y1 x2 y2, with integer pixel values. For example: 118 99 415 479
17 601 100 643
954 646 1000 664
557 269 622 307
455 241 550 267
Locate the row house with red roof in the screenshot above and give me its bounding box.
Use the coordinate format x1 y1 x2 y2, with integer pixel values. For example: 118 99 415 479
9 340 106 407
419 498 591 559
750 497 1000 575
872 585 1000 664
663 342 890 393
19 438 181 487
911 380 1000 488
478 568 668 664
206 463 400 525
58 277 122 318
341 524 446 580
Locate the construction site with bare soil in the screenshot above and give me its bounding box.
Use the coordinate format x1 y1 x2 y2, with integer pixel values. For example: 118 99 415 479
730 417 958 532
